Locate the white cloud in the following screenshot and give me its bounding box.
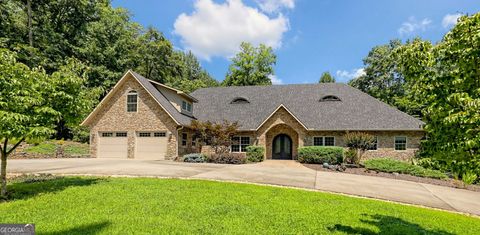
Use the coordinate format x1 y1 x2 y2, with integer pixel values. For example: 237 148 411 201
442 13 462 28
256 0 295 13
398 17 432 36
336 68 365 81
269 75 283 84
174 0 289 60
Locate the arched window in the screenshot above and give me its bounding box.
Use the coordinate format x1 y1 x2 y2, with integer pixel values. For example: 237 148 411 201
127 90 138 112
319 95 341 102
230 97 250 104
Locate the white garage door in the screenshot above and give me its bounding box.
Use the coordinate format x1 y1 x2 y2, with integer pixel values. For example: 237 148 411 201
135 132 168 160
97 132 128 158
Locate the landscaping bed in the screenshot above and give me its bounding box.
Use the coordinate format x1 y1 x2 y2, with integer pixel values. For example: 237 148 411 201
0 176 479 234
10 141 90 159
304 163 480 192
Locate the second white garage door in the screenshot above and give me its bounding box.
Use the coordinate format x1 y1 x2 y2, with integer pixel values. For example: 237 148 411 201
135 131 168 160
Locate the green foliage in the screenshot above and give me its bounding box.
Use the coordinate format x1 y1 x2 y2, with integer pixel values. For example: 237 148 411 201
297 146 344 164
63 143 89 155
182 153 206 163
246 146 264 162
344 132 375 164
190 120 239 154
348 40 412 113
25 143 57 155
319 71 335 83
1 177 478 234
223 42 276 86
206 153 247 164
461 171 478 185
364 158 447 179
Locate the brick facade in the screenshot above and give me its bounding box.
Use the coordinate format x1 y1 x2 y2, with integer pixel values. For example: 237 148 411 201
86 74 179 159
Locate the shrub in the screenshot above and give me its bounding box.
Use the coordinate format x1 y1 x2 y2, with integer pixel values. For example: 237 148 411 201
206 153 247 164
298 146 344 164
182 153 206 163
462 171 478 185
246 146 264 162
344 149 357 164
344 132 375 164
364 158 447 179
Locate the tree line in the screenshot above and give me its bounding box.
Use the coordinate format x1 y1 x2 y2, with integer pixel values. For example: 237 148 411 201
349 13 480 180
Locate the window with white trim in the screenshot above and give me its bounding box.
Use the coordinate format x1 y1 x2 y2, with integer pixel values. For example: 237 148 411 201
231 136 250 152
313 136 335 146
154 132 166 137
368 136 378 150
182 100 192 112
101 132 113 137
116 132 127 137
395 137 407 150
138 132 151 137
127 91 138 112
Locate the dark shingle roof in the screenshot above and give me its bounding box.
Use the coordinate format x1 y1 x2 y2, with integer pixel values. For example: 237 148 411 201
130 71 193 126
190 83 424 131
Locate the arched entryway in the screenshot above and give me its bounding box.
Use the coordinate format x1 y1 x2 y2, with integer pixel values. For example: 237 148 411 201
272 134 292 160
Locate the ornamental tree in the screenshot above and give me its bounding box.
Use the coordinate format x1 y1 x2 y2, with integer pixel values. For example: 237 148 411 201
190 120 239 154
344 132 375 164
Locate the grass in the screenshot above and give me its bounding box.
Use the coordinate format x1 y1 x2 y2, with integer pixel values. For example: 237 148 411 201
24 142 57 154
24 141 89 155
1 177 479 234
364 158 448 179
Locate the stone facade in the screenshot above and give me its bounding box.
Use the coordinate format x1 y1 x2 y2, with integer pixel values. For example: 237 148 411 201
86 74 179 159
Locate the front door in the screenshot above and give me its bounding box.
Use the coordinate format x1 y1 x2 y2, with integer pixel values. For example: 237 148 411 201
272 134 292 160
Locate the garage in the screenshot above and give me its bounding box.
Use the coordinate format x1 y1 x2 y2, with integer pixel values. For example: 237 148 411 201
135 131 168 160
97 132 128 158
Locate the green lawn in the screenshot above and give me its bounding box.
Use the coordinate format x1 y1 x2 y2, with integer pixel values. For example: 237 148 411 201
1 177 479 234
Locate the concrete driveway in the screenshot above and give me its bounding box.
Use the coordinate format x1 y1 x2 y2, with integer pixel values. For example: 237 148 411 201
7 158 480 216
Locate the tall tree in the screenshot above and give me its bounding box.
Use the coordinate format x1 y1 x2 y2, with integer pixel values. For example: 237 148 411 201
134 27 177 84
0 50 48 196
319 72 335 83
348 40 405 110
223 42 276 86
168 51 219 92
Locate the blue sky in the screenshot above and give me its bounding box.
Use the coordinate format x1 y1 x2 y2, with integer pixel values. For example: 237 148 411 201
112 0 479 84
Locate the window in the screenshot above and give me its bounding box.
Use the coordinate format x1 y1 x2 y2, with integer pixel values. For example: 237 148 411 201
368 136 378 150
319 95 341 102
127 91 138 112
182 101 192 112
101 132 113 137
313 136 335 146
182 133 187 146
324 137 335 146
154 132 166 137
230 97 250 104
138 132 151 137
313 137 323 146
231 136 250 152
116 132 127 137
395 137 407 150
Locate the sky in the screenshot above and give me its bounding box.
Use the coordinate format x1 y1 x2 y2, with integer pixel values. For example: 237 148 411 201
112 0 479 84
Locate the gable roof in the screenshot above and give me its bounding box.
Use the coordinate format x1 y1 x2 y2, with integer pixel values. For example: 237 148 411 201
190 83 425 131
81 70 193 126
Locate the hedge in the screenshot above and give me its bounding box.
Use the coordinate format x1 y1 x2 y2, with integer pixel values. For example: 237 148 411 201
246 146 264 162
297 146 344 164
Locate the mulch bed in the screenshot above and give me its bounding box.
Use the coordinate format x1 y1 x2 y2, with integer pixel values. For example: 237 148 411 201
303 164 480 192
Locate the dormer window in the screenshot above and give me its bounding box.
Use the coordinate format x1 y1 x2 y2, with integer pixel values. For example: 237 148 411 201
320 95 341 102
182 100 192 112
231 97 250 104
127 91 138 112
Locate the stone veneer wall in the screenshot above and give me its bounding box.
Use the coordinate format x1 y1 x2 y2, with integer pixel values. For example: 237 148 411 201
256 107 307 160
304 131 424 161
87 74 178 159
